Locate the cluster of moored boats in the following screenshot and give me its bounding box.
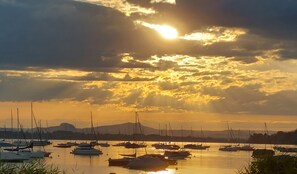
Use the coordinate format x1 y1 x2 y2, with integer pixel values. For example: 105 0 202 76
2 138 297 171
108 142 192 171
0 139 51 162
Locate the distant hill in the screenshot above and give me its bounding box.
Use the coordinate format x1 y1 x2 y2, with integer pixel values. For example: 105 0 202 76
37 122 268 140
46 123 77 132
0 122 286 142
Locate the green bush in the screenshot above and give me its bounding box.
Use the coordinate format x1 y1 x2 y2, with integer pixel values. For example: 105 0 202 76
0 160 63 174
239 155 297 174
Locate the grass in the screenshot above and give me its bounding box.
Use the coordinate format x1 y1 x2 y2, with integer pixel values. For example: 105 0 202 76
0 160 64 174
239 155 297 174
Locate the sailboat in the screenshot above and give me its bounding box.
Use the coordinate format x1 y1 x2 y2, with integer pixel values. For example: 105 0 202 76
20 107 50 158
0 109 31 162
161 124 191 160
71 112 102 156
0 149 30 162
110 112 158 168
124 112 147 149
0 112 14 148
30 103 51 147
184 127 210 150
0 139 14 148
152 123 180 150
252 123 275 158
219 124 240 152
239 130 254 151
110 112 178 170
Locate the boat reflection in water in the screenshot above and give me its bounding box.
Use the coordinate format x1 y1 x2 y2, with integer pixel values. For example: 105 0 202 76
109 154 177 171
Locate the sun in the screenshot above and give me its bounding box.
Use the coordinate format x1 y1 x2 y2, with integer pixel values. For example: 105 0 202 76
139 21 178 40
155 25 178 39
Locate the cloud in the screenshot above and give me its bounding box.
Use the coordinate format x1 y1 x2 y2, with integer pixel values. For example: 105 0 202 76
0 73 112 104
128 0 297 60
203 85 297 115
2 0 296 72
141 0 297 39
0 0 173 70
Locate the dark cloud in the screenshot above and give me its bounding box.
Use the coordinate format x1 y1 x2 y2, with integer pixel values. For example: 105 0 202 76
136 0 297 39
128 0 297 60
0 73 112 104
1 0 296 71
0 0 172 70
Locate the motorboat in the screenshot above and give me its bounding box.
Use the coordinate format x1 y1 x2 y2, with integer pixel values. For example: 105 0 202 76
54 143 72 148
71 146 102 156
98 142 110 147
66 142 79 146
31 140 52 146
120 153 136 158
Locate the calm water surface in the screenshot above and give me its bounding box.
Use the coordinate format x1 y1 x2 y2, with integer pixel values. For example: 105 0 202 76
41 140 274 174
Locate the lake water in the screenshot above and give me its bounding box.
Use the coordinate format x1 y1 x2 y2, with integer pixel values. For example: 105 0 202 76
41 140 276 174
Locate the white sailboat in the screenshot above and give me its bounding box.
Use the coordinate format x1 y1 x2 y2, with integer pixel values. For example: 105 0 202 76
27 103 51 158
0 149 30 162
71 146 103 156
0 109 30 162
71 112 102 156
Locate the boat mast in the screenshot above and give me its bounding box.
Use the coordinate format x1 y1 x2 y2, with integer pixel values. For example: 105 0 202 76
90 111 98 142
264 122 269 149
3 123 6 141
17 108 19 143
134 112 138 135
31 102 33 141
10 109 13 143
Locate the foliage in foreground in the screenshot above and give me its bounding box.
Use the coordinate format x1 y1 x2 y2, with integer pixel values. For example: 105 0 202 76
239 155 297 174
0 160 63 174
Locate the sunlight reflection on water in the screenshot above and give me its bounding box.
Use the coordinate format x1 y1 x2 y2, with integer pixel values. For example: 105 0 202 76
40 140 279 174
145 169 176 174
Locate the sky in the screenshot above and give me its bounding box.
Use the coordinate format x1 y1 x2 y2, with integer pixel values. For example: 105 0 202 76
0 0 297 131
